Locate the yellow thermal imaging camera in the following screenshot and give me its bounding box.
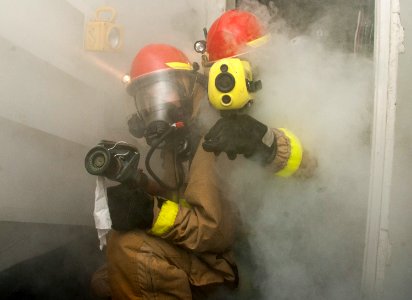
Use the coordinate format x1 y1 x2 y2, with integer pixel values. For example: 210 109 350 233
208 58 262 111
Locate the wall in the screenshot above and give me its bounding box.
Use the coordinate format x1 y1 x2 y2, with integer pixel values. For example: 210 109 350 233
383 1 412 299
0 0 225 225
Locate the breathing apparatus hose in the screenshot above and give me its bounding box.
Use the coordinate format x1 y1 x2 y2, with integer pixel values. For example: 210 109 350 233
145 124 185 191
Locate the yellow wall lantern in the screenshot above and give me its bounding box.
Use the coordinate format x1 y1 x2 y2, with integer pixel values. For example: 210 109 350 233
84 7 123 52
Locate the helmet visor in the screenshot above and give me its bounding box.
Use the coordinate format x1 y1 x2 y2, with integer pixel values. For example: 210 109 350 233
130 70 206 124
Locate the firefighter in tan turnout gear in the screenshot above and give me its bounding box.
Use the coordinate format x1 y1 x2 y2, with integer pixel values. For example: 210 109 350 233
100 41 315 299
105 44 238 299
196 9 317 178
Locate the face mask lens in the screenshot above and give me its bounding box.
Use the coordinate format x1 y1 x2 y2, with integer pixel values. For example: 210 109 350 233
134 83 178 121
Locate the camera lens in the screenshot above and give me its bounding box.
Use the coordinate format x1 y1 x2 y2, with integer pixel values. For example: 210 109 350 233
222 95 232 105
220 64 229 72
215 73 235 93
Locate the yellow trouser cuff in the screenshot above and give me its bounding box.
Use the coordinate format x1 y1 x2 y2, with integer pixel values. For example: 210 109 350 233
150 200 179 236
275 128 303 177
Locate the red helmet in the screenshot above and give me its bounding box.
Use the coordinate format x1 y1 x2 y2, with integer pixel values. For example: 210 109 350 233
126 44 207 141
129 44 192 82
127 43 198 97
206 10 268 62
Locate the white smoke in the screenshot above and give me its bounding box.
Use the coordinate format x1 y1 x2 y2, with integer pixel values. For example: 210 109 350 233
224 1 374 299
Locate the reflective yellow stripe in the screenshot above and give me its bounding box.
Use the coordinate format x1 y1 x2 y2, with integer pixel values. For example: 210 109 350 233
246 34 270 48
165 62 193 70
275 128 303 177
150 200 179 236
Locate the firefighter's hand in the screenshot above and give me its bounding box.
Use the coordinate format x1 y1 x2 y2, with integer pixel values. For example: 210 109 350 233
202 114 276 164
107 183 154 231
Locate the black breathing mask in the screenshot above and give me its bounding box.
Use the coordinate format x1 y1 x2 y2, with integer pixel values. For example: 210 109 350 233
126 72 202 191
143 102 192 148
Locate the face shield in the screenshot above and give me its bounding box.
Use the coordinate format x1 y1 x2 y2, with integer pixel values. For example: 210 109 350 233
134 75 190 125
127 69 207 146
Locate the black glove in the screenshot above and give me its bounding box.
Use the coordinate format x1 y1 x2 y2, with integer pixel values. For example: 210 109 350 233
202 114 277 164
107 183 154 231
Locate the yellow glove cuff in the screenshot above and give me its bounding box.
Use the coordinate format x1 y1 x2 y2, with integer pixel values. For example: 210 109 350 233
275 128 303 177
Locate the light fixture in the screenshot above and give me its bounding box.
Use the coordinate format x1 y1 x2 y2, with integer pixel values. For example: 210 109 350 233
194 40 207 54
84 7 124 52
122 74 131 84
